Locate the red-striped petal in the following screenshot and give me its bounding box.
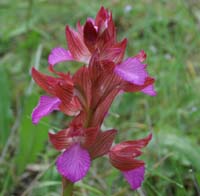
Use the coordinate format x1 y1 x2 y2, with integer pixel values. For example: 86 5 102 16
109 134 152 171
66 26 90 63
32 67 59 96
83 20 98 53
54 81 76 116
100 38 127 64
48 129 72 151
73 66 92 111
110 153 144 171
81 127 99 148
114 133 152 149
89 129 117 159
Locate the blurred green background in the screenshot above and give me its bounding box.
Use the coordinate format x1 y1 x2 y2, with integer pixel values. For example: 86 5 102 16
0 0 200 195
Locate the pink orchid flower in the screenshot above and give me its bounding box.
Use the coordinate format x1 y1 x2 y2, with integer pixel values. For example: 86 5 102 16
31 6 156 192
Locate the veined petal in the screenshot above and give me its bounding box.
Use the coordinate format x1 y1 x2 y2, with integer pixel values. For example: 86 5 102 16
82 127 99 148
31 67 59 95
60 96 82 116
91 87 119 127
107 13 116 43
55 82 81 116
122 166 145 190
48 129 72 151
115 133 152 149
32 96 61 125
88 57 121 127
95 6 109 27
73 66 92 110
89 129 117 159
100 39 127 64
95 6 109 34
109 134 152 171
66 26 90 63
48 47 73 66
115 57 148 85
96 28 111 50
56 144 91 182
109 152 144 171
83 20 98 52
95 7 116 47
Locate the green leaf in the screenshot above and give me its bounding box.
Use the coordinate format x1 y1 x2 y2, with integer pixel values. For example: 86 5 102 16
15 93 50 174
156 129 200 172
0 67 12 149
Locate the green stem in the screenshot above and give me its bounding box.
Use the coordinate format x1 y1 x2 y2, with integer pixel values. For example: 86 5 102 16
62 177 74 196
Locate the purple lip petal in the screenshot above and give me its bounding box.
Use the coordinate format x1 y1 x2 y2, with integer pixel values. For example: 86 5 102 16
142 84 157 96
56 143 91 183
115 57 148 85
32 96 61 125
122 166 145 190
48 47 74 66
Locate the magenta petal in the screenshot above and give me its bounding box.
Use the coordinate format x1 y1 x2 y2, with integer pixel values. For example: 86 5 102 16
56 144 91 182
32 96 61 125
142 84 156 96
115 57 148 85
122 166 145 190
48 47 73 66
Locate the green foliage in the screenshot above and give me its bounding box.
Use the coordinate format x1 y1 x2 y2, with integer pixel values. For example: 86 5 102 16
0 67 13 149
156 129 200 172
15 93 50 174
